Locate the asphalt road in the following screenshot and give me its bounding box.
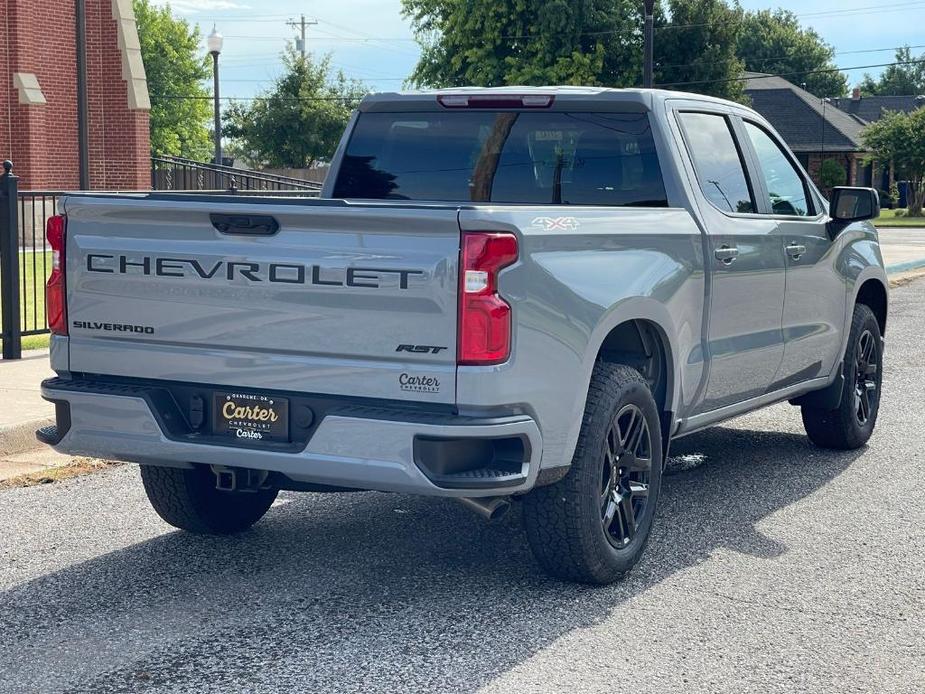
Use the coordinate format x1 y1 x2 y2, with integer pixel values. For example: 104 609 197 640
2 282 924 694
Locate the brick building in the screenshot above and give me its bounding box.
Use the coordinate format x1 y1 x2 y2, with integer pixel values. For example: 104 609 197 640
0 0 150 190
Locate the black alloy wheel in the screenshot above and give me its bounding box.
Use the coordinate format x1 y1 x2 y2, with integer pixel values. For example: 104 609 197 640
600 404 652 549
854 328 879 426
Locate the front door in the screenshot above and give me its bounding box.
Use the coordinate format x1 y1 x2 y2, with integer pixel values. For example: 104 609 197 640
676 111 787 412
739 120 846 387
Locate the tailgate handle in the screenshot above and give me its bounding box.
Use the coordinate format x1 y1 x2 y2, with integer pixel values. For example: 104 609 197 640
210 213 280 236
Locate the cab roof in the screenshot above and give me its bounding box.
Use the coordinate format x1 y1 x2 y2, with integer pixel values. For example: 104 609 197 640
357 86 747 113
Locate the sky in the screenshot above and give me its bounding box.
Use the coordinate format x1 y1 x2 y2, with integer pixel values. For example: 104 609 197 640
153 0 925 99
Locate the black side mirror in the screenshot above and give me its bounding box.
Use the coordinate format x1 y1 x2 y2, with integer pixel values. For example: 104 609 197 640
829 187 880 224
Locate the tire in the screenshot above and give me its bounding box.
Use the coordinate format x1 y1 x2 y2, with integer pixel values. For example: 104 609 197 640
801 303 883 450
140 464 278 534
522 363 663 584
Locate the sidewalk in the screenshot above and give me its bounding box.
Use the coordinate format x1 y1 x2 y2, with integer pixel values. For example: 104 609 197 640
0 350 68 481
878 227 925 273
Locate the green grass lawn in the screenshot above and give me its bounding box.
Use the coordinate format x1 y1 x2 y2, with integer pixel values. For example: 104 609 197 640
877 209 925 228
0 250 52 352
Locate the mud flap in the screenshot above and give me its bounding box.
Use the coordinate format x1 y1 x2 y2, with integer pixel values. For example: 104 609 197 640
789 363 845 411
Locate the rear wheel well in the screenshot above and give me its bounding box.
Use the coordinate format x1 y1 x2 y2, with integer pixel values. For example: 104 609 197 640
596 320 670 415
856 279 887 335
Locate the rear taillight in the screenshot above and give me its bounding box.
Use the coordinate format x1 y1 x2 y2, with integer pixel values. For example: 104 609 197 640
45 215 67 336
458 232 518 365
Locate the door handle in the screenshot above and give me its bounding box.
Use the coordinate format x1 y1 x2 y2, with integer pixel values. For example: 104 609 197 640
714 245 739 265
786 243 806 260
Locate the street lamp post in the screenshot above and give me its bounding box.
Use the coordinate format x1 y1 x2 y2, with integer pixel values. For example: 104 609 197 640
207 25 224 168
643 0 655 88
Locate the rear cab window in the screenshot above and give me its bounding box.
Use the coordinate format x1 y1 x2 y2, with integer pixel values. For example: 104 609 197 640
332 111 668 207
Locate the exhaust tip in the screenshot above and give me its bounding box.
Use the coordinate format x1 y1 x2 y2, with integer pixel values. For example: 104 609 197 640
457 496 511 521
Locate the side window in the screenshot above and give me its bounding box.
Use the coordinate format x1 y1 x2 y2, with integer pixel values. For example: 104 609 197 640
678 112 755 214
743 121 813 217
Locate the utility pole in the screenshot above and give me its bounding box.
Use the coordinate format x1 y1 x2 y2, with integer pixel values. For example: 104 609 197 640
642 0 655 88
287 14 318 59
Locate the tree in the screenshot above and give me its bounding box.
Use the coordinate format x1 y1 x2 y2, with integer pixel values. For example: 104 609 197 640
859 46 925 96
737 9 846 98
401 0 644 88
655 0 746 101
223 51 367 169
402 0 747 100
134 0 212 159
862 108 925 216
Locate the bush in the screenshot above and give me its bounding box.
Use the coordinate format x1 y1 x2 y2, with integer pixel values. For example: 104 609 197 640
818 159 847 189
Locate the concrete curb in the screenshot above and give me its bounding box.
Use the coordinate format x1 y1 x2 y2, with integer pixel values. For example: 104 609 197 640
886 258 925 275
0 418 54 457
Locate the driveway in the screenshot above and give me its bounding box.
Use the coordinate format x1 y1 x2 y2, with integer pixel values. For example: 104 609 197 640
1 281 923 693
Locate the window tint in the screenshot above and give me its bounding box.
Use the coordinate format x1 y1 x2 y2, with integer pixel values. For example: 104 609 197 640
679 112 754 214
332 111 668 207
743 121 812 217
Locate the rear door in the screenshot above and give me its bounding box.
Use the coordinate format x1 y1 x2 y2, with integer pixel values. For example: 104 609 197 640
674 109 786 412
64 196 460 404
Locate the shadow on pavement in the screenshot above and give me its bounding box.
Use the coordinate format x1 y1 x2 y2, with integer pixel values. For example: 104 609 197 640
0 425 863 692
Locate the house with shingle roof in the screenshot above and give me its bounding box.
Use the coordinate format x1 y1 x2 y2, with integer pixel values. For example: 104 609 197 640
832 93 925 124
743 72 877 190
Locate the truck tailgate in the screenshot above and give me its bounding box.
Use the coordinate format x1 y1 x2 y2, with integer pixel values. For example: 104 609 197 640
63 196 460 404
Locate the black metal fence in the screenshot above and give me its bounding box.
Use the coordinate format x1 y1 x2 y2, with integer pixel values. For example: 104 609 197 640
0 161 22 358
16 191 59 338
152 156 323 193
0 159 321 359
0 175 63 358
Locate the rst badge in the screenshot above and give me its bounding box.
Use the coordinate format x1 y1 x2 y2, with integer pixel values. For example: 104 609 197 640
396 344 448 355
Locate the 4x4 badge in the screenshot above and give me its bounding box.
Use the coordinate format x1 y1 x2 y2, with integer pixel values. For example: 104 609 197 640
531 216 580 231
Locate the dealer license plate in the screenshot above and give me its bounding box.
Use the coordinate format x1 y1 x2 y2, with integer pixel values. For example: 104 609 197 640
213 391 289 444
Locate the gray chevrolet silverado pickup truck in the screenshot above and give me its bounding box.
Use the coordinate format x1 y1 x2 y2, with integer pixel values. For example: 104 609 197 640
38 87 887 584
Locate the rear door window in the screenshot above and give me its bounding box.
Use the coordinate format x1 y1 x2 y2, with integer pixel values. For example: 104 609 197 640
678 112 755 214
332 111 668 207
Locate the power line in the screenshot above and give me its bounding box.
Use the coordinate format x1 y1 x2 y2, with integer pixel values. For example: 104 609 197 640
215 42 925 85
656 1 925 31
220 77 407 83
192 1 925 43
657 43 925 71
656 59 925 88
152 94 361 102
312 19 421 57
149 57 925 101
